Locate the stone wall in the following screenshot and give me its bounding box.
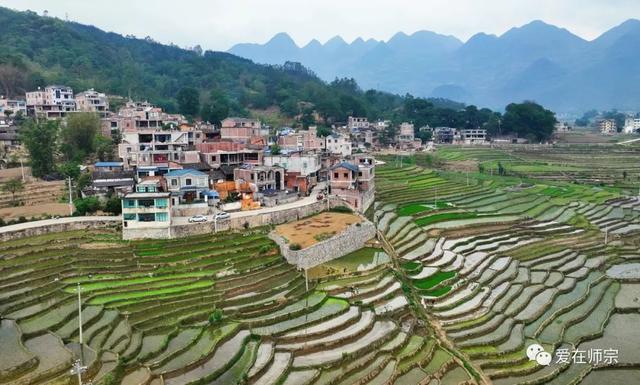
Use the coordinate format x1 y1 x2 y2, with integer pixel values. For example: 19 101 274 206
270 220 377 269
0 218 120 242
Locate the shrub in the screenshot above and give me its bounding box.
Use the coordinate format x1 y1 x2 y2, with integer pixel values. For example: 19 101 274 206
209 307 223 325
329 206 352 213
74 197 102 216
289 243 302 251
104 197 122 215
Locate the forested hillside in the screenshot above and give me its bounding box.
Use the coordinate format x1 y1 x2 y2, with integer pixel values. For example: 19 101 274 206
0 7 556 140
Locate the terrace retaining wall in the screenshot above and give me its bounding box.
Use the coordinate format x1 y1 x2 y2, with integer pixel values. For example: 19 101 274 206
269 220 377 269
170 198 352 239
0 217 120 242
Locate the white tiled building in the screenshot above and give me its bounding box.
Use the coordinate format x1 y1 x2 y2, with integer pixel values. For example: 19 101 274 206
26 85 76 119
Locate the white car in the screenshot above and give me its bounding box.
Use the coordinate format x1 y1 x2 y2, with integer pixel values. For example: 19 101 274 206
188 215 208 223
214 212 230 220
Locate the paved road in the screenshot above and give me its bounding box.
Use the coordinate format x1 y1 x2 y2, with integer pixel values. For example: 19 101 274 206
0 216 120 234
172 182 328 226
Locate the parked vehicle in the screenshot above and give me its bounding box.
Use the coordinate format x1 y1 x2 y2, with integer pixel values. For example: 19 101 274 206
214 212 230 220
188 215 208 223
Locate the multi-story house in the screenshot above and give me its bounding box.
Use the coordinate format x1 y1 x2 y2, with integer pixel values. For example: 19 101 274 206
325 134 352 157
434 127 456 143
0 97 27 117
234 164 285 192
347 116 370 131
623 118 640 134
76 89 109 117
329 155 375 212
277 126 323 151
220 117 266 143
263 152 321 194
165 169 210 206
599 119 617 135
196 142 263 169
26 85 76 119
122 179 172 239
398 122 415 142
116 103 202 172
459 129 487 144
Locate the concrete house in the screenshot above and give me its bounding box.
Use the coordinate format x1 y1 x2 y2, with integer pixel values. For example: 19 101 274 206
76 89 109 117
122 180 172 239
26 85 76 119
165 169 210 205
263 152 321 194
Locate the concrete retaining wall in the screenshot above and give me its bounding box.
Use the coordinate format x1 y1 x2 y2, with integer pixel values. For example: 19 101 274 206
0 217 120 242
269 220 377 269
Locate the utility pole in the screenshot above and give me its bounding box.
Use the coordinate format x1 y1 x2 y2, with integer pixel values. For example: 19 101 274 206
77 283 83 346
71 283 89 385
68 176 74 216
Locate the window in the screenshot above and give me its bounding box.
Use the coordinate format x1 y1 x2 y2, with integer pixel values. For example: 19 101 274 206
334 172 338 178
124 199 136 208
138 213 155 222
358 172 363 177
156 212 168 222
343 173 348 178
185 178 192 186
123 214 136 221
155 199 168 208
171 179 178 186
139 199 155 208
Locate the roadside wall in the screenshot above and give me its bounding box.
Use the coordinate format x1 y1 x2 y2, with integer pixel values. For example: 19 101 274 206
0 218 120 242
269 220 377 269
169 198 351 239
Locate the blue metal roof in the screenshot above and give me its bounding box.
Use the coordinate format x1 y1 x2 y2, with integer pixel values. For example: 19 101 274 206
203 190 220 198
331 162 358 172
165 169 208 177
95 162 123 167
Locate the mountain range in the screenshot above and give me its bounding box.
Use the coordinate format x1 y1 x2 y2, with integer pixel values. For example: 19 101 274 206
230 20 640 113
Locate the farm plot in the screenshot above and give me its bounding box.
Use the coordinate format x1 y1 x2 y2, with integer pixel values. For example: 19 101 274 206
0 225 476 385
374 160 639 385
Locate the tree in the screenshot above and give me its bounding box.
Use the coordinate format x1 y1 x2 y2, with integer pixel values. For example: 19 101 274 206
57 162 81 180
200 89 230 126
60 112 100 161
316 126 333 137
2 178 24 205
20 119 58 177
94 135 115 161
270 143 281 155
104 197 122 215
501 102 557 142
177 87 200 117
73 197 102 216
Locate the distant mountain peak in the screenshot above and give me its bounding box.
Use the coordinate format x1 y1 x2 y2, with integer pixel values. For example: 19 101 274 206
325 35 347 46
267 32 298 47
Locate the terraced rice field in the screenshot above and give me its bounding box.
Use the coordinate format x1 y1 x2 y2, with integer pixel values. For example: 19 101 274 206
0 225 471 385
374 162 640 384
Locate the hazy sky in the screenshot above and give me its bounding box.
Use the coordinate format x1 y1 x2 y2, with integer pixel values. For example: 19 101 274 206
1 0 637 50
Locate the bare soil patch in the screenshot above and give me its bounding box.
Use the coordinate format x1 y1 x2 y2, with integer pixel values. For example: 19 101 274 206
0 203 69 220
275 212 361 249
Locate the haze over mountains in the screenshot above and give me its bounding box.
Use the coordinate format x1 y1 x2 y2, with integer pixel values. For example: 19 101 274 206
230 20 640 113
